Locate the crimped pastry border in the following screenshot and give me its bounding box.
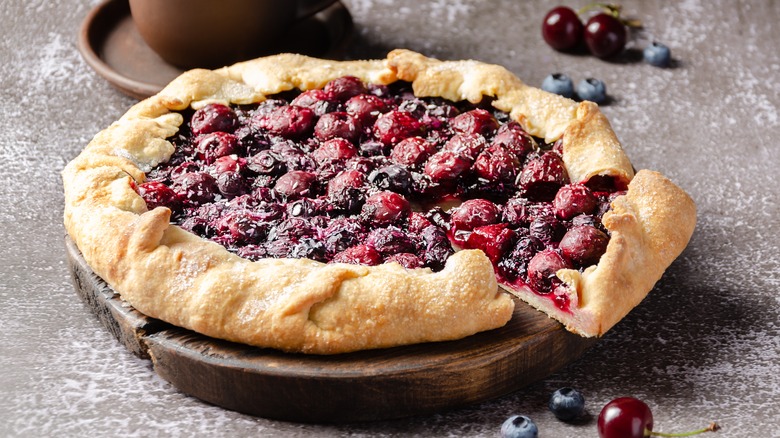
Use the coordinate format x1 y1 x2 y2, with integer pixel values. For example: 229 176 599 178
63 50 695 353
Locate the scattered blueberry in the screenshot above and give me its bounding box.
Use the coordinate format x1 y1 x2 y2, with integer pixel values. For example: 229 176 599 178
576 78 607 103
541 73 575 98
549 387 586 422
501 415 539 438
644 41 671 67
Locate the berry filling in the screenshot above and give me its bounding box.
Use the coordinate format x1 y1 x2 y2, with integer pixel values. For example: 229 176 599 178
139 78 625 313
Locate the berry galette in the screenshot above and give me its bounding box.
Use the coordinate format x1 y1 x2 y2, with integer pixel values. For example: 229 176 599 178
63 50 696 354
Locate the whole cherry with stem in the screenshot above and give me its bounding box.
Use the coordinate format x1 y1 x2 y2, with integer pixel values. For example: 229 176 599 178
580 3 641 58
542 3 642 58
598 397 720 438
542 6 584 51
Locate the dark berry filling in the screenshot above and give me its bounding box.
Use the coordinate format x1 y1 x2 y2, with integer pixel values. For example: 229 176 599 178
138 79 624 312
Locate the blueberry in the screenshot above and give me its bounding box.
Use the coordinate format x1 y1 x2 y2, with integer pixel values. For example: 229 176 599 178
368 164 413 194
541 73 574 98
500 415 538 438
576 78 607 103
548 387 586 421
644 41 671 67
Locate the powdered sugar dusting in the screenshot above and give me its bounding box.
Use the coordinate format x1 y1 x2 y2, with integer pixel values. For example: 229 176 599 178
4 0 780 436
4 325 265 437
348 0 472 25
24 33 96 97
428 0 474 25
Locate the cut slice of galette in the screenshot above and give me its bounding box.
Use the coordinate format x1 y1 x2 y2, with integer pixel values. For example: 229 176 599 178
62 50 696 354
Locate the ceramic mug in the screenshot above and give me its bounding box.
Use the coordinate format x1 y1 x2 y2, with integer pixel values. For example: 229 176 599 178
129 0 338 69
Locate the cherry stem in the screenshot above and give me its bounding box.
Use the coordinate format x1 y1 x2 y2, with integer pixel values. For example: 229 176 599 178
576 2 642 28
647 422 721 437
577 2 621 17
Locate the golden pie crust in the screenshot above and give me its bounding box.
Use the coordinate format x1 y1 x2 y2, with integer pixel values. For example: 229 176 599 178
63 50 696 354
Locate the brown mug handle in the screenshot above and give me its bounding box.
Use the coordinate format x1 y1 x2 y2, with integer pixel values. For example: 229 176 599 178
295 0 339 22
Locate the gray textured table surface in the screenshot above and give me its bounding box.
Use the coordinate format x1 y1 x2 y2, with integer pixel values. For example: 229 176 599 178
2 0 779 436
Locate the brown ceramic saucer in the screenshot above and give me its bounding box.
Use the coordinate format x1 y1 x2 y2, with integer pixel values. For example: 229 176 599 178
78 0 354 100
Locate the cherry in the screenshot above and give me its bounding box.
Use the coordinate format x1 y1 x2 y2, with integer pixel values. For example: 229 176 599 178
195 132 240 164
190 103 238 136
270 140 307 165
542 6 584 51
179 203 222 235
492 122 536 160
273 170 318 199
366 227 416 255
252 98 287 117
355 139 385 157
464 223 517 263
425 206 451 230
473 144 521 183
450 199 501 231
172 171 218 205
424 150 471 182
443 133 488 161
408 211 433 233
346 156 378 174
598 397 720 438
327 169 366 197
290 89 340 116
255 105 316 139
288 198 322 218
449 108 499 136
559 225 609 266
394 98 424 119
584 13 627 58
154 76 627 273
502 197 552 226
554 184 598 219
264 238 295 258
215 170 246 198
212 154 245 175
312 138 359 166
331 244 382 266
390 136 436 168
313 111 362 143
323 76 368 102
247 150 286 175
529 214 565 245
362 191 411 226
345 93 388 124
385 252 423 269
235 244 268 261
517 151 570 201
137 181 180 211
373 110 425 145
218 209 267 243
526 248 572 293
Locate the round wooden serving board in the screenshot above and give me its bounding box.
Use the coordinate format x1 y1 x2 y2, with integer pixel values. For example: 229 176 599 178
65 236 595 423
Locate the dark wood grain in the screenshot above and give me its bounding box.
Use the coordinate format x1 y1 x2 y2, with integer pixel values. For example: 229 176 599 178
66 236 595 422
66 238 169 358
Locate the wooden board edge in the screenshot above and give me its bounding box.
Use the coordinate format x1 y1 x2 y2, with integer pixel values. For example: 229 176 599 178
65 235 596 423
66 236 170 358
